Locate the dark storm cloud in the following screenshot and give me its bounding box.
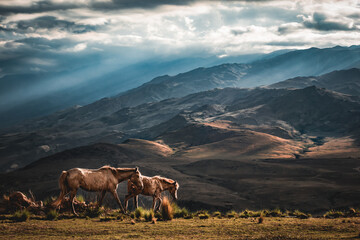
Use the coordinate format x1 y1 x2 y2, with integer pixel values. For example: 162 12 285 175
0 1 80 15
17 16 97 33
0 0 272 15
302 12 357 31
0 16 98 35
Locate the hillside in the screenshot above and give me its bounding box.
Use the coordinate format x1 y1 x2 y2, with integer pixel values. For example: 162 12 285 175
1 86 360 172
269 68 360 96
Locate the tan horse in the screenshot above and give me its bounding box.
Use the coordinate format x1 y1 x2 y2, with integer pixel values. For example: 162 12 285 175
52 166 143 215
124 175 179 212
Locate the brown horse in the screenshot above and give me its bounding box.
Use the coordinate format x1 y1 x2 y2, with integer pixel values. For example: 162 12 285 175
124 175 179 212
52 166 143 215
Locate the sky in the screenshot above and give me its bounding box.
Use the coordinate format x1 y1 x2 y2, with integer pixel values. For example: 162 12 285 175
0 0 360 120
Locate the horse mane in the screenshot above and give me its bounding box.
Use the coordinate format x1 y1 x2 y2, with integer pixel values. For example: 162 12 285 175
99 165 115 171
153 175 175 184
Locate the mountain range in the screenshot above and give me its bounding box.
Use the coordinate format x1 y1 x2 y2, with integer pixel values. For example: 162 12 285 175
0 45 360 212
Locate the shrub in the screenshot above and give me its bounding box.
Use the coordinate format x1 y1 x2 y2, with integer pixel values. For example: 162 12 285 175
268 208 283 217
144 210 154 222
198 212 210 219
239 210 262 218
84 206 103 218
226 210 237 218
292 210 311 219
161 197 173 221
184 214 193 219
134 207 145 219
13 209 31 222
324 210 345 218
212 211 222 218
46 209 59 220
174 207 189 218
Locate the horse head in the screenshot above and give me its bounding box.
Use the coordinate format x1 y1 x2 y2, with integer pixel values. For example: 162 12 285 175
170 180 179 200
129 167 144 190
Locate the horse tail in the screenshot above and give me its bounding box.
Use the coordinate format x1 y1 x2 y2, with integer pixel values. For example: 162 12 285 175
52 171 69 207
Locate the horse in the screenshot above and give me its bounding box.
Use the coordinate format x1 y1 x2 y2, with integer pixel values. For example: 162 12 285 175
52 166 143 215
124 175 179 212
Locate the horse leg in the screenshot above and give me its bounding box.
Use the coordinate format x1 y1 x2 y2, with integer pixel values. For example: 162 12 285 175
111 190 125 213
156 197 162 212
134 195 139 209
70 189 78 216
152 197 157 212
98 190 106 208
124 193 134 212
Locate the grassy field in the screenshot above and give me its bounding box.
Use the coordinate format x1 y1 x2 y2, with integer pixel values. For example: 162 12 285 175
1 216 360 239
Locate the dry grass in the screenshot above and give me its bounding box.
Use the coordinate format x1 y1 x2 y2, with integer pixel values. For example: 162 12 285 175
160 197 173 221
0 216 359 239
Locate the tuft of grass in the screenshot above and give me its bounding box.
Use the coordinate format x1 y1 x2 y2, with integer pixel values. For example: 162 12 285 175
100 216 116 222
13 209 31 222
134 207 145 220
84 206 103 218
226 210 237 218
239 209 262 218
161 197 173 221
46 209 59 221
43 196 57 207
172 202 189 218
198 212 210 219
291 210 311 219
184 214 193 219
258 215 264 224
144 210 154 222
268 208 283 217
324 210 345 218
76 195 85 203
213 211 222 218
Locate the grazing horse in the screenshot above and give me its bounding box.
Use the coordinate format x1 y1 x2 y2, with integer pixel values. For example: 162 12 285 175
52 166 143 215
124 175 179 212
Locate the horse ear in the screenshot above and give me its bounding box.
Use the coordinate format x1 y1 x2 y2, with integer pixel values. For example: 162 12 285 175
135 167 139 172
174 181 177 185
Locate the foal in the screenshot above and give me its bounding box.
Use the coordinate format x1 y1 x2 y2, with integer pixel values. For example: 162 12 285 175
124 175 179 212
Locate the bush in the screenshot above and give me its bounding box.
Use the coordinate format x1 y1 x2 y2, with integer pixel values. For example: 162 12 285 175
324 210 345 218
144 210 154 222
13 209 31 222
161 197 173 221
198 212 210 219
226 210 237 218
212 211 222 218
46 209 59 220
291 210 311 219
85 206 103 218
268 208 283 217
239 210 262 218
134 207 145 219
174 207 189 218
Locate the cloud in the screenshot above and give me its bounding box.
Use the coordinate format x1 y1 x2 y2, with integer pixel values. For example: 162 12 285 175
301 12 357 31
0 16 98 35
